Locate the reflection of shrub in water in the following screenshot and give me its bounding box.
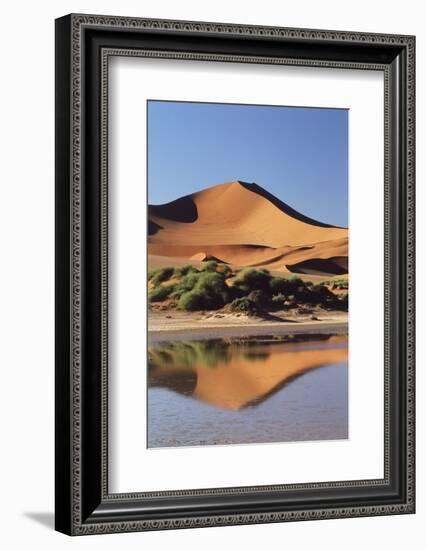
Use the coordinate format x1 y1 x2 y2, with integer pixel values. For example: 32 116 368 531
241 351 271 362
234 333 334 345
149 334 346 373
148 349 175 366
150 340 232 369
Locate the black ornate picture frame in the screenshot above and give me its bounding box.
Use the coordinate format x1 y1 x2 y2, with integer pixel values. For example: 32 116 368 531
55 14 415 535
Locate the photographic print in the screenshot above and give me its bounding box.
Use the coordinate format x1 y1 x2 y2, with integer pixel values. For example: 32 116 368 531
147 100 349 449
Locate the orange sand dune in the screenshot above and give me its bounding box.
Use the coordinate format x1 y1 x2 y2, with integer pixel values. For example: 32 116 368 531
149 340 348 410
148 181 348 276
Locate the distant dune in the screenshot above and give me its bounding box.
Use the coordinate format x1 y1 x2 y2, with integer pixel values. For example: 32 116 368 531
148 181 348 276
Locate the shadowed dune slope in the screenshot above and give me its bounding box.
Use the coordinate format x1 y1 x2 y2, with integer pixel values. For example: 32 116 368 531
148 181 348 275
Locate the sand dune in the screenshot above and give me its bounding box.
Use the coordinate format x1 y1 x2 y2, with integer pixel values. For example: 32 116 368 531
148 181 348 276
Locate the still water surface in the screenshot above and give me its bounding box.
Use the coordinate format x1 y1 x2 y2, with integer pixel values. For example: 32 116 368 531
148 334 348 448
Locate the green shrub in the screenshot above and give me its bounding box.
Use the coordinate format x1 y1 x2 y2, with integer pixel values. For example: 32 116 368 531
308 284 340 308
173 270 226 301
339 292 349 306
177 290 205 310
335 279 349 290
269 277 290 294
202 260 218 272
310 284 333 297
320 278 348 290
233 268 271 292
272 293 286 305
195 272 229 308
309 284 327 302
270 276 307 296
177 290 225 311
173 264 198 277
174 272 201 292
148 268 159 280
229 297 258 315
248 290 270 309
170 288 186 299
325 291 348 312
288 275 303 283
148 284 174 302
177 271 229 310
217 263 232 277
149 267 174 286
195 271 226 293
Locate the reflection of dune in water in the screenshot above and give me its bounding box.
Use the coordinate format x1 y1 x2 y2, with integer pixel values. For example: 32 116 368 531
148 336 348 411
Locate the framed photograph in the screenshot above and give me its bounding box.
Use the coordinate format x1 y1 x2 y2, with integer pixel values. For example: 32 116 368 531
55 14 415 535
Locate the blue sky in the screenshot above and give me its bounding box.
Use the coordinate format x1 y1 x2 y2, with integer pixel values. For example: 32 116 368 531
147 101 348 227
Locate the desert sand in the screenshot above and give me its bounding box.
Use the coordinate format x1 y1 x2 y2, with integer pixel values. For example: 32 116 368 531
148 309 348 343
148 181 348 277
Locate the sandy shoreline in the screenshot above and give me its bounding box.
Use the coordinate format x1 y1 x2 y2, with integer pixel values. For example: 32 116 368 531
148 311 348 342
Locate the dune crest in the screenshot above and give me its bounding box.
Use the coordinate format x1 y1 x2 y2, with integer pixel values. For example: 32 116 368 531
148 181 348 276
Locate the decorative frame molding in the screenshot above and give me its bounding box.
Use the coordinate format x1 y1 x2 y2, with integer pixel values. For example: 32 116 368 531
55 14 415 535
